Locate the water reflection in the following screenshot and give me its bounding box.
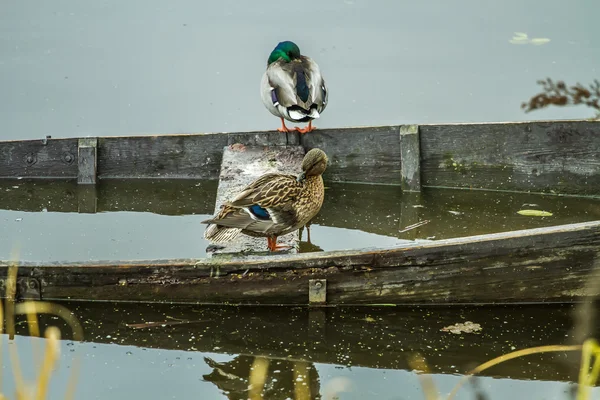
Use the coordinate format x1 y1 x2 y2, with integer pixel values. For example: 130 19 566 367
2 300 600 399
202 356 321 400
8 301 595 381
0 179 599 261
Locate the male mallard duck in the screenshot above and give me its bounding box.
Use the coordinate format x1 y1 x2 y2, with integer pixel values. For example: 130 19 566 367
260 41 328 134
202 148 328 251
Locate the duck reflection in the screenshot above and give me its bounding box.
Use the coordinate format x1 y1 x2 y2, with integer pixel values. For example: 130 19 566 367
299 222 323 253
203 355 321 400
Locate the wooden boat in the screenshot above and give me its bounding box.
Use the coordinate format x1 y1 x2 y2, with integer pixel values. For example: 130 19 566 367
0 119 599 306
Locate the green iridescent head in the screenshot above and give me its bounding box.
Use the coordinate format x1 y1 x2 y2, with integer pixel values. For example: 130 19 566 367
267 41 301 65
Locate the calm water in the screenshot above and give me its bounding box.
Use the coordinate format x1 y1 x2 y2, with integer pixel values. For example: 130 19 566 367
0 179 599 261
0 0 599 142
2 302 599 399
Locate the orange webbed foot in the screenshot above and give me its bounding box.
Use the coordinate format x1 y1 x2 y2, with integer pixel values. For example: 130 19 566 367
272 244 293 251
267 236 292 252
295 121 316 134
278 118 292 133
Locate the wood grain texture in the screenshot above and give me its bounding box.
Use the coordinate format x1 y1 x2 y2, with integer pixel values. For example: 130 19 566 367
77 138 97 184
96 133 228 179
206 144 305 255
1 120 598 194
227 130 300 147
3 220 599 306
300 126 402 184
0 137 78 178
420 120 600 195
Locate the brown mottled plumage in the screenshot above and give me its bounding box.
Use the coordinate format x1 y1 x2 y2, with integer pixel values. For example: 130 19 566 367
202 148 328 251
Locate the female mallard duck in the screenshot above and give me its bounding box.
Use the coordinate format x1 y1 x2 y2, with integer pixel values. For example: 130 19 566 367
202 148 328 251
260 41 328 134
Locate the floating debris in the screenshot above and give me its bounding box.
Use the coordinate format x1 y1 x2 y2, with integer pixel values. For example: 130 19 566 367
441 321 482 334
509 32 551 45
398 219 430 233
517 209 553 217
530 38 551 45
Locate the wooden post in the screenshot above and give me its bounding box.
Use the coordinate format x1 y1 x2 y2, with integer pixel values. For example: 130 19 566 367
206 135 305 256
77 138 97 184
400 125 421 192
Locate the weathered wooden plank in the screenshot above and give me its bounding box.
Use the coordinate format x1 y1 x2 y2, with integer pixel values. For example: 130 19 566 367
77 137 97 184
420 120 600 195
227 130 300 147
0 120 598 195
0 137 78 179
12 301 585 383
3 220 599 305
300 125 401 184
400 124 421 191
96 133 228 179
207 144 305 255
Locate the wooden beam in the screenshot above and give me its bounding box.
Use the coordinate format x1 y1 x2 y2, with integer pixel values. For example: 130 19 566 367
0 120 598 194
301 125 402 184
77 138 97 184
227 130 300 147
400 124 421 191
207 142 305 255
3 220 599 306
96 133 228 179
420 120 600 195
0 137 78 179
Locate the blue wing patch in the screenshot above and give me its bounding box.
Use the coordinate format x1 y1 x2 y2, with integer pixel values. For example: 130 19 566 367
249 204 271 220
